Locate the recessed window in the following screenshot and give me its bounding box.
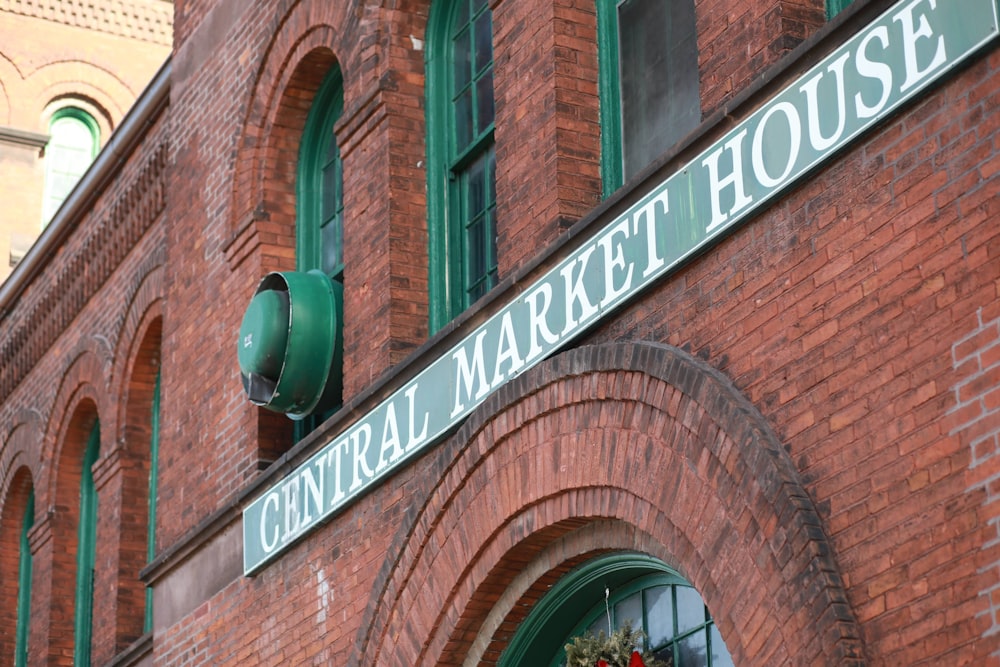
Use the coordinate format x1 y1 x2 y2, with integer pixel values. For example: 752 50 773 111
42 107 100 225
294 65 345 441
427 0 498 331
597 0 700 194
74 422 100 665
15 489 34 667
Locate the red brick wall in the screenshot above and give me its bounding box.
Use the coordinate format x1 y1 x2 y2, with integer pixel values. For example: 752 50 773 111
2 0 999 665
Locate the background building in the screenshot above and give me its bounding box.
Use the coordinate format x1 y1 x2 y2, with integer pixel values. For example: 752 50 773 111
0 0 172 282
1 0 999 665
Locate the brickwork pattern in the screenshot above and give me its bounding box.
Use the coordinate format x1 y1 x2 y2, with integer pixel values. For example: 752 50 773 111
1 0 999 665
951 308 1000 655
0 0 172 46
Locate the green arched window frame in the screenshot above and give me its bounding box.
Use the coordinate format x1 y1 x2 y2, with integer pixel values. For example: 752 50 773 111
294 66 345 441
426 0 498 332
74 422 100 666
14 488 34 667
500 553 732 667
297 65 345 283
42 107 100 225
144 371 161 633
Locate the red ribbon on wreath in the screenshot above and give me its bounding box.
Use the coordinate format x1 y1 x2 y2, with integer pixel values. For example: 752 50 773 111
594 652 646 667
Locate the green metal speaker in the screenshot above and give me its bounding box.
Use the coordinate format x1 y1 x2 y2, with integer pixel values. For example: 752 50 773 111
237 271 343 418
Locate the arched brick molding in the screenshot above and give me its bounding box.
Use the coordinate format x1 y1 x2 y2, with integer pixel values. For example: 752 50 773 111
226 4 352 269
355 342 865 666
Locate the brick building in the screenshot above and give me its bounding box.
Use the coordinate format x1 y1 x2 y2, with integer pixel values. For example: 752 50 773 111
1 0 999 665
0 0 172 283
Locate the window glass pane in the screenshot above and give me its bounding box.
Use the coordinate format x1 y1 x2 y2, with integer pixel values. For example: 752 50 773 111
678 628 709 667
710 624 734 667
614 591 643 632
474 10 493 74
455 88 473 149
454 0 469 31
617 0 699 180
43 111 98 223
468 153 486 214
453 27 472 91
675 586 706 635
476 69 495 134
321 217 343 278
645 585 674 648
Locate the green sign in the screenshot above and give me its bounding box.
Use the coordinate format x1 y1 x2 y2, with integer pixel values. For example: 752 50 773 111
243 0 999 574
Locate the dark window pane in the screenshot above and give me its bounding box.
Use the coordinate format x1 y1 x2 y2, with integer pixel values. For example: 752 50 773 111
678 629 709 667
618 0 700 180
675 587 706 635
454 0 469 32
474 10 493 74
468 154 486 214
476 69 495 133
453 27 472 91
455 88 473 149
321 216 343 278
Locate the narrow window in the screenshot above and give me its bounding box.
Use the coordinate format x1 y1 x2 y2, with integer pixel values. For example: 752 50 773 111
74 422 100 665
41 107 100 225
427 0 498 331
14 489 34 667
144 371 161 633
597 0 700 194
295 66 345 441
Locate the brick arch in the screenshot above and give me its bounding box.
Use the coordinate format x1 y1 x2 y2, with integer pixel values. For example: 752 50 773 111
226 0 356 268
26 59 133 135
356 342 865 666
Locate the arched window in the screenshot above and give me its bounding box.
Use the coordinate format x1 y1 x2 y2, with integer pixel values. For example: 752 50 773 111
501 554 733 667
42 107 100 225
74 422 100 665
427 0 498 331
14 489 34 667
294 65 345 441
596 0 699 195
297 65 345 284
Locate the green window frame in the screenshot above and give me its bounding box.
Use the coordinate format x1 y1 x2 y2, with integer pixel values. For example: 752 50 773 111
426 0 498 332
144 371 161 633
500 553 733 667
42 107 100 225
74 422 100 666
294 66 345 441
14 489 34 667
596 0 700 195
297 66 345 284
826 0 854 19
